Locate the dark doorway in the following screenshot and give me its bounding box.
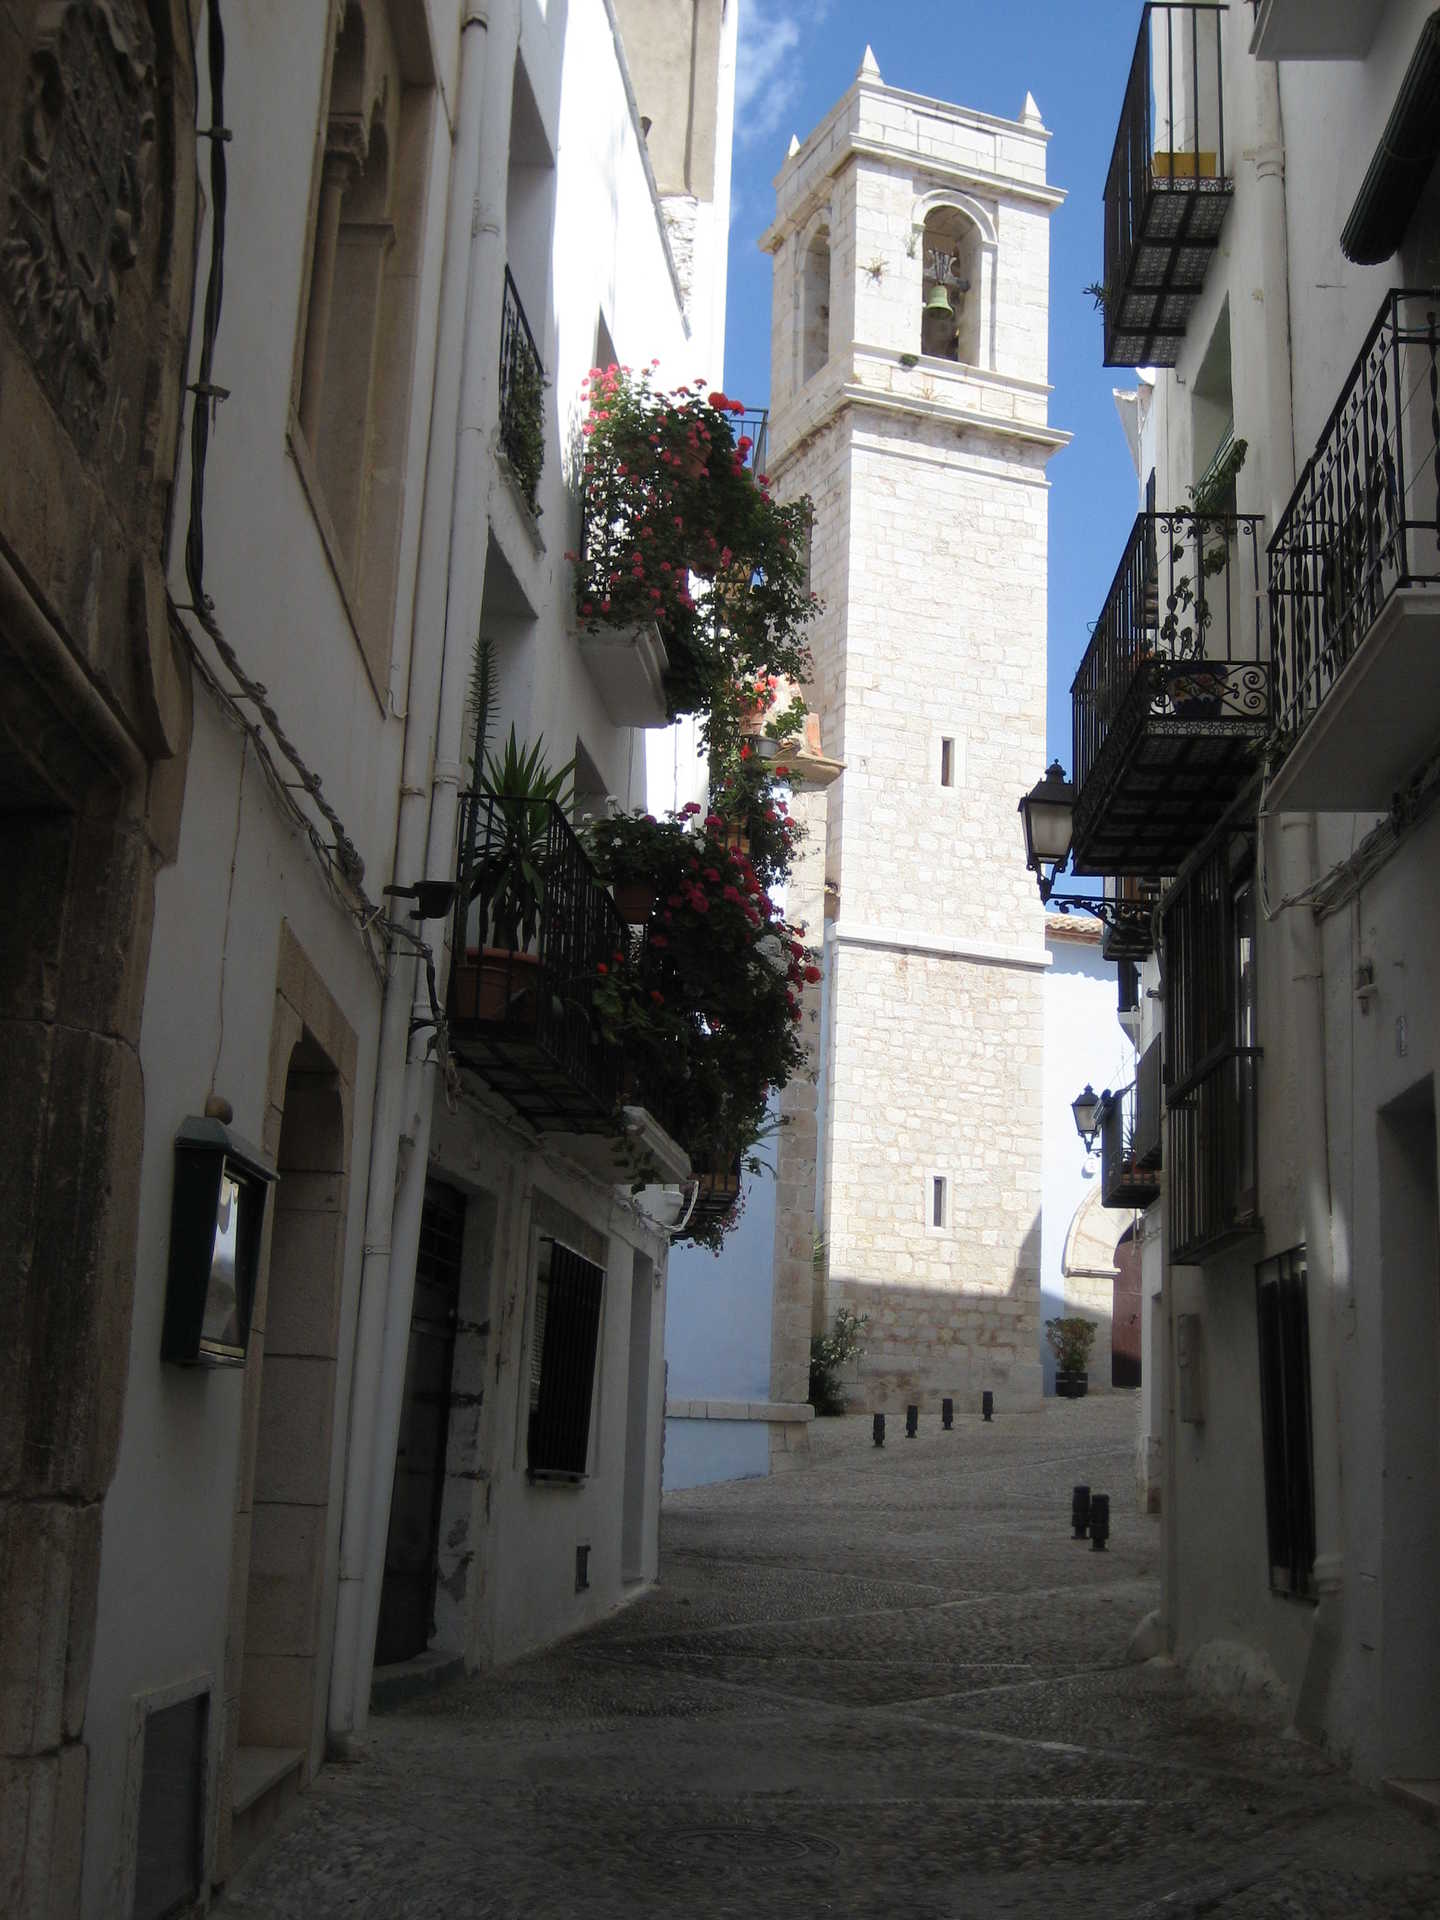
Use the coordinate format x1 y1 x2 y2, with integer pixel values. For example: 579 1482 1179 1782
1113 1225 1142 1388
375 1182 466 1666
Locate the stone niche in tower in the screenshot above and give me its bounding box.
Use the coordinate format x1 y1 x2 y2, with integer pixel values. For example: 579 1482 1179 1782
917 199 988 367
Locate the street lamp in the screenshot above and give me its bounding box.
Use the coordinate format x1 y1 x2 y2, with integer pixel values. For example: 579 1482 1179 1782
1017 761 1075 904
1071 1083 1106 1151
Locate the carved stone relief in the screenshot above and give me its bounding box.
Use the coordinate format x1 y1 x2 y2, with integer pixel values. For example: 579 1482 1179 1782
1 0 156 448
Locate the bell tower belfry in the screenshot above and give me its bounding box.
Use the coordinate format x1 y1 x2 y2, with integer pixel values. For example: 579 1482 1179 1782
762 50 1069 1405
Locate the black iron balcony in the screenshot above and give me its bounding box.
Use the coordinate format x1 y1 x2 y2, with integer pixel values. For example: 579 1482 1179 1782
1101 875 1164 960
499 268 545 513
1070 510 1267 875
1268 289 1440 812
448 793 621 1128
1102 5 1232 367
1101 1063 1162 1211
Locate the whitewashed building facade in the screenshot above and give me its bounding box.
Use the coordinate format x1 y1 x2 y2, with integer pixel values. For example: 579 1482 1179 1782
1058 0 1440 1789
0 2 742 1913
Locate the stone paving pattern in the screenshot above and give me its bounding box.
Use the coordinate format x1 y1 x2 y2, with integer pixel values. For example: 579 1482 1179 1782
217 1399 1440 1918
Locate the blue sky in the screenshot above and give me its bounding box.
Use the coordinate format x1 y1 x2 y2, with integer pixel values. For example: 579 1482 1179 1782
722 0 1147 770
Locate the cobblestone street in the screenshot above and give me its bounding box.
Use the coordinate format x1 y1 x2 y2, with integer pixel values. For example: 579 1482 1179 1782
218 1398 1440 1918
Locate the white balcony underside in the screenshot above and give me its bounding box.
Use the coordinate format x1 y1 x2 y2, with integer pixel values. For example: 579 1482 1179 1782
577 620 669 728
547 1105 690 1186
1269 586 1440 813
1250 0 1385 60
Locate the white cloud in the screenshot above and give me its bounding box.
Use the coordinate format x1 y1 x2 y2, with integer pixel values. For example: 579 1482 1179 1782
735 0 829 149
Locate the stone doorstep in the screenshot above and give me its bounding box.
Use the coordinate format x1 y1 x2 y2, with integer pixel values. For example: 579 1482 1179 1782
664 1399 814 1422
369 1650 465 1715
231 1745 303 1818
1384 1778 1440 1826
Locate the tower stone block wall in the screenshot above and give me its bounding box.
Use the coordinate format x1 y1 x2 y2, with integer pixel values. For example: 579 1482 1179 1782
764 57 1065 1409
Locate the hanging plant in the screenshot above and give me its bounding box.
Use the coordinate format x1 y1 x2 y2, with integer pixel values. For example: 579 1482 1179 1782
584 801 820 1209
570 364 819 720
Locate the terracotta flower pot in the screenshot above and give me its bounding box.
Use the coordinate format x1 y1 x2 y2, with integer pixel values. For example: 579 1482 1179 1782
613 881 656 925
451 948 541 1026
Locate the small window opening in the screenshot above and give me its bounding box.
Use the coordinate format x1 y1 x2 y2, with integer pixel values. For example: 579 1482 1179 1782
931 1176 947 1229
940 738 955 787
575 1543 591 1591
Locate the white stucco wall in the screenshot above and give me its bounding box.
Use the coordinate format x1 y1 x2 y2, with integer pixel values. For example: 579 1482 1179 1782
663 1123 780 1491
1111 0 1440 1781
81 1 461 1904
1038 925 1128 1393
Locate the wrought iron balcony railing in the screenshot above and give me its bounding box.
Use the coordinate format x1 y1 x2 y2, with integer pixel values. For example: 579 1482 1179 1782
449 793 621 1128
1102 5 1232 367
1070 510 1267 874
735 409 769 477
1269 289 1440 784
499 268 545 513
1100 1065 1162 1211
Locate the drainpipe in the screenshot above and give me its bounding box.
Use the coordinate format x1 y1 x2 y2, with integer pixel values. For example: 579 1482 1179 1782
1252 61 1344 1732
328 1 498 1742
341 0 520 1735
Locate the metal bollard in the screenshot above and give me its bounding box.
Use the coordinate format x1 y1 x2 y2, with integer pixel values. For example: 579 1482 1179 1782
942 1396 954 1431
873 1412 885 1447
982 1390 994 1422
1071 1484 1091 1539
1089 1493 1110 1551
905 1404 918 1438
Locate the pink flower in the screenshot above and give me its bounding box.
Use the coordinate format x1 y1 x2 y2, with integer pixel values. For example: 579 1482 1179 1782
596 961 609 976
776 765 790 777
803 965 822 984
693 894 710 914
650 990 664 1006
581 603 594 616
703 867 720 882
601 598 611 613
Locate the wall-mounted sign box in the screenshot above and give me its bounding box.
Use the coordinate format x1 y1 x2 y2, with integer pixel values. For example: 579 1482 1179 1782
161 1118 277 1368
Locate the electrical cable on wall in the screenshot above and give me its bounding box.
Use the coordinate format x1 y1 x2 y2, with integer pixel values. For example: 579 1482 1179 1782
171 0 443 1019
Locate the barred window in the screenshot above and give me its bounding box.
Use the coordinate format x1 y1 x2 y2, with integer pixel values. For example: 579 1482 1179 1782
1256 1247 1316 1599
527 1240 604 1480
1164 837 1260 1262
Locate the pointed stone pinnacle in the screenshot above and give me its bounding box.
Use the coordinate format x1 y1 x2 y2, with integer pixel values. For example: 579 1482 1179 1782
858 44 882 83
787 132 800 157
1021 90 1043 126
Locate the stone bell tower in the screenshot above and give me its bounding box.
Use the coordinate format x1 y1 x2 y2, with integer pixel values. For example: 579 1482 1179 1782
761 50 1068 1406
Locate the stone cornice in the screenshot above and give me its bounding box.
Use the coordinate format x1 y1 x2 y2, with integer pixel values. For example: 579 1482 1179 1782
833 922 1052 972
761 130 1064 253
770 383 1071 480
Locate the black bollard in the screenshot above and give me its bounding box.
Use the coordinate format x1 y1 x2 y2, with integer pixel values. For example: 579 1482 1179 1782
873 1412 885 1447
942 1396 954 1431
905 1404 918 1439
982 1390 994 1422
1071 1484 1092 1540
1089 1493 1110 1551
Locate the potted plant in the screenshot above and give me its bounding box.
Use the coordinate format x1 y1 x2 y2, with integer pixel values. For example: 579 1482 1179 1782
809 1305 869 1416
452 724 575 1025
1046 1315 1098 1399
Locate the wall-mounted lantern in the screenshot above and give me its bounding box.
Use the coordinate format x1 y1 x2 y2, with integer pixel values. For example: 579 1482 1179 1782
161 1114 277 1367
1017 760 1075 903
1071 1083 1107 1152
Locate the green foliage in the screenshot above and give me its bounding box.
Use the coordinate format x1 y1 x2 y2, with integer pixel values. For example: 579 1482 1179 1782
500 347 547 514
1045 1315 1098 1374
809 1307 869 1415
473 727 575 953
584 802 818 1182
571 365 819 721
